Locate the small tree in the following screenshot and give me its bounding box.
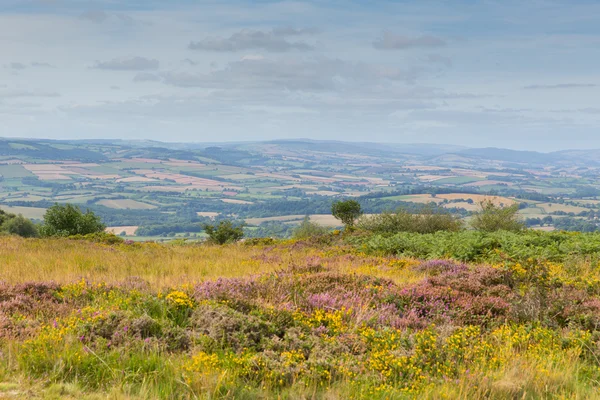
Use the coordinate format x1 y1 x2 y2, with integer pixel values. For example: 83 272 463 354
203 220 244 244
471 200 524 232
1 214 39 238
331 200 363 230
292 215 329 239
40 203 105 237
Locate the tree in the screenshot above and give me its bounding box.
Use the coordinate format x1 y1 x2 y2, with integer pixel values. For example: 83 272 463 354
40 203 105 237
203 220 244 244
331 200 363 230
471 200 524 232
1 214 39 238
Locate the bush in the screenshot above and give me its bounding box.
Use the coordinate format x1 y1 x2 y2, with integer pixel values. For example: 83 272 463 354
357 208 462 234
1 214 39 238
68 232 124 245
40 203 105 237
203 220 244 244
471 201 524 232
353 230 600 263
292 216 329 239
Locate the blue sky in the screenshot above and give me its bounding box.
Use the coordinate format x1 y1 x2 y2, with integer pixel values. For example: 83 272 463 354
0 0 599 150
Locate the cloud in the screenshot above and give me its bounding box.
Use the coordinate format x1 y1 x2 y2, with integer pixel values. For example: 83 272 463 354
579 108 600 114
272 27 319 36
424 54 452 67
189 28 315 52
93 57 159 71
9 62 27 70
523 83 597 90
31 62 55 68
133 72 162 82
79 10 109 23
161 57 423 91
0 89 60 99
373 31 446 50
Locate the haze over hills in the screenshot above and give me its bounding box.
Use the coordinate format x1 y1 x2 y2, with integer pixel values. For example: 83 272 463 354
3 137 600 166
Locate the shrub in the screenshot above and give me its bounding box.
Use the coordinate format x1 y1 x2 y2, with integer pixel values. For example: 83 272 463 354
68 232 124 245
471 200 524 232
203 220 244 244
40 203 105 237
1 214 39 238
292 216 329 239
357 208 462 234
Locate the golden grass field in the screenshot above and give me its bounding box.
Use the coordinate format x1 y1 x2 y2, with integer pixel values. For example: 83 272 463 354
97 199 157 210
0 237 418 288
245 214 343 227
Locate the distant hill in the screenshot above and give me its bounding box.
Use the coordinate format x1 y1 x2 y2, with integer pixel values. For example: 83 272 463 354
454 148 559 165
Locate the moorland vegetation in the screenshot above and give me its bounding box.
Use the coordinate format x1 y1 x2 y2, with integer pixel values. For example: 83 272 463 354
1 201 600 399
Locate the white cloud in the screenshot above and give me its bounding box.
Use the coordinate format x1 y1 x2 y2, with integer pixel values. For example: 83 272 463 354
189 28 315 52
373 32 446 50
93 57 159 71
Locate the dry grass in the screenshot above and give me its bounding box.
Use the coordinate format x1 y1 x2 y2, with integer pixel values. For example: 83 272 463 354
97 199 157 210
245 214 343 226
437 193 515 205
535 202 588 214
221 198 254 205
105 226 139 235
0 237 417 288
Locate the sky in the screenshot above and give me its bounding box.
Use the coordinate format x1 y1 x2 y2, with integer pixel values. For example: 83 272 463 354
0 0 599 151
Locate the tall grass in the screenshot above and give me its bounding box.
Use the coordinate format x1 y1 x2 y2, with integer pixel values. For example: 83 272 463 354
1 235 600 399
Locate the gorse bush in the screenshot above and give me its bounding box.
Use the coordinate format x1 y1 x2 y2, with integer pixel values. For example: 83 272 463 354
471 200 524 232
357 208 463 234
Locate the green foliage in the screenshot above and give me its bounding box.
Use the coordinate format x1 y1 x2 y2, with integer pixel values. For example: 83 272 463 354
203 220 244 244
357 207 462 234
353 230 600 263
40 203 105 237
67 232 125 245
292 216 329 239
0 213 39 238
0 211 39 238
331 199 362 230
471 200 524 232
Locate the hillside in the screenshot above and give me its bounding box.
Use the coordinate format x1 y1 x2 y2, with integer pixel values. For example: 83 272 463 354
3 138 600 238
1 232 600 399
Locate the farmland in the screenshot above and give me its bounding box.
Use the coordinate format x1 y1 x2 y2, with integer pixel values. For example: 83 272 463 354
4 138 600 238
2 232 600 399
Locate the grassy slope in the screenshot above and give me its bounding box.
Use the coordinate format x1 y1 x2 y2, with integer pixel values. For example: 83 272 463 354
0 235 599 399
